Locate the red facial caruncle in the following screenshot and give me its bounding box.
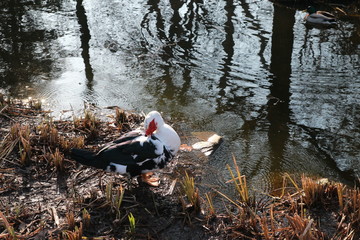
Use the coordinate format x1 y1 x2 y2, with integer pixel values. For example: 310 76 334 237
145 119 157 136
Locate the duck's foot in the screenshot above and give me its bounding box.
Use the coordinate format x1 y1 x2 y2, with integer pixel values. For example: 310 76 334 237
141 172 160 187
180 144 193 152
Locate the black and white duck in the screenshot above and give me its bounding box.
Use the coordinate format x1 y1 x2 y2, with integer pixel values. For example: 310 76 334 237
71 111 181 186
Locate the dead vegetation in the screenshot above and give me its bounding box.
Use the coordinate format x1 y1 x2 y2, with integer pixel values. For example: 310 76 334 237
1 96 360 239
205 161 360 239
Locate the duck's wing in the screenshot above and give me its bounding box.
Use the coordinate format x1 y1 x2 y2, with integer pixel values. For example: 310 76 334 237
106 138 171 177
317 10 335 19
111 130 143 144
308 13 337 25
309 13 325 19
97 136 162 166
97 130 143 155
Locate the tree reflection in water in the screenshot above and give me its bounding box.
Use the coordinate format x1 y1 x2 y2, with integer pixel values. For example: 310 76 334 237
0 0 359 190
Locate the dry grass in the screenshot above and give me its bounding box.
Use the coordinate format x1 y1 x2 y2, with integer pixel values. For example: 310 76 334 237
72 115 81 129
301 175 326 207
342 188 360 227
59 135 85 152
66 211 76 230
286 214 321 239
50 148 64 172
115 108 127 130
226 154 249 204
71 109 100 139
105 182 125 219
180 171 201 213
82 208 91 229
0 132 18 162
38 120 51 142
37 120 60 147
0 123 32 165
205 192 216 218
337 182 345 210
49 127 59 146
207 162 360 239
0 210 17 239
62 222 83 240
28 98 42 110
18 124 31 165
83 109 100 139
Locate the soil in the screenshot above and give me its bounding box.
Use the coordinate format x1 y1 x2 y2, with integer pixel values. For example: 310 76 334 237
0 102 208 239
1 100 360 240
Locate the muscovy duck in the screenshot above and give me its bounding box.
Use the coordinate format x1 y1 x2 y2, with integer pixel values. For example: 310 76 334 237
71 111 181 186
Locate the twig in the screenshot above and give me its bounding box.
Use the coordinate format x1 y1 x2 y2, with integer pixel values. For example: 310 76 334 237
0 210 17 238
0 168 15 172
6 107 50 113
0 105 15 121
19 218 42 234
300 219 314 239
151 192 159 216
50 207 60 227
166 179 177 195
0 104 8 114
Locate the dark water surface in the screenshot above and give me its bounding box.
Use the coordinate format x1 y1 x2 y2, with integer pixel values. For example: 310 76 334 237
1 0 359 192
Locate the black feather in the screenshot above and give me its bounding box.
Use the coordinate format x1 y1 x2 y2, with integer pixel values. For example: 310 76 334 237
71 148 108 169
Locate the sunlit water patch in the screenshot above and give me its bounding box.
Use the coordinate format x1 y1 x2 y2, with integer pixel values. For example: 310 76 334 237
0 0 359 193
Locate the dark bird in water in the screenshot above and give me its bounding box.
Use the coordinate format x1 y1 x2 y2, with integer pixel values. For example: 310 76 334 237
303 6 337 26
71 111 181 186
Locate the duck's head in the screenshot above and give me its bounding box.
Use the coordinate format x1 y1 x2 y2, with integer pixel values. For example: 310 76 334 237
144 111 165 136
305 6 317 14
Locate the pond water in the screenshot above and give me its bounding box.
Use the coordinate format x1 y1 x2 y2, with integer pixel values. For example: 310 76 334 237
1 0 359 192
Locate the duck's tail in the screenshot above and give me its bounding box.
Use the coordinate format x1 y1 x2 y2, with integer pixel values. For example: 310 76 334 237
327 18 337 25
71 148 105 169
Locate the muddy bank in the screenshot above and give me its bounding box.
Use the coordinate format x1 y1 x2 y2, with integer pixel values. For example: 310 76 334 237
0 98 210 239
1 98 360 239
